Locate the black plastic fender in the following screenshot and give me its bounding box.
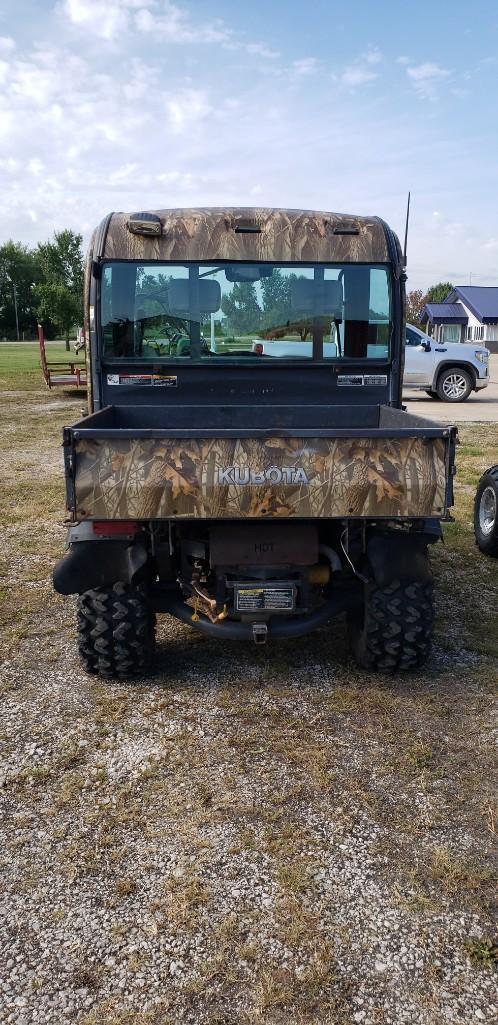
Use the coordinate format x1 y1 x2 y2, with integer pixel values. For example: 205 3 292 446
366 526 440 589
53 539 149 595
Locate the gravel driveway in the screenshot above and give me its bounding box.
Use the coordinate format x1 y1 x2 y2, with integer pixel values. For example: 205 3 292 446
0 389 496 1025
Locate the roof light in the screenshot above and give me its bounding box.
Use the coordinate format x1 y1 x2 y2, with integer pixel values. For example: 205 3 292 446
127 212 162 237
333 221 360 236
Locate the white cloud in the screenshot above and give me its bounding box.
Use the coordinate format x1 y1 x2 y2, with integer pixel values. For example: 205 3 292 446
364 48 382 64
292 57 318 75
406 62 451 100
166 88 211 130
0 36 16 53
339 48 381 88
341 65 377 87
246 42 280 59
62 0 136 40
396 55 411 65
28 158 44 176
134 1 232 45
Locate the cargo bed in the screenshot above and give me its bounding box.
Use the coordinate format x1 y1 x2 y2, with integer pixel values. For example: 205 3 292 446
64 404 456 522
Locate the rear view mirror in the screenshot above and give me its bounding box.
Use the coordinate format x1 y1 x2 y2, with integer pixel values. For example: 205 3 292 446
421 340 431 352
225 265 273 282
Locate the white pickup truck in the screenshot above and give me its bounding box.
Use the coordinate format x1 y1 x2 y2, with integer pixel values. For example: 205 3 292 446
251 325 489 401
404 324 490 402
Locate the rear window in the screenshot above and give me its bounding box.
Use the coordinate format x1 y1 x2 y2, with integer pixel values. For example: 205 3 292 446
101 261 391 362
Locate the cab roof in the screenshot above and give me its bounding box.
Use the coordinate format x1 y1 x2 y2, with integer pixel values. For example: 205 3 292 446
96 207 395 265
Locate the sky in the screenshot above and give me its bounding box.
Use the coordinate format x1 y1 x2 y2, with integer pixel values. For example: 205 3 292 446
0 0 497 290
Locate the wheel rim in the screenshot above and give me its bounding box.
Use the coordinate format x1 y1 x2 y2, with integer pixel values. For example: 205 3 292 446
479 485 497 536
442 373 468 399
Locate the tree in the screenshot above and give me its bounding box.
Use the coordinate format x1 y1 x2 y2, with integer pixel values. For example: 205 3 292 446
406 289 426 326
221 282 261 337
35 230 84 350
260 269 291 331
425 281 454 305
0 241 42 339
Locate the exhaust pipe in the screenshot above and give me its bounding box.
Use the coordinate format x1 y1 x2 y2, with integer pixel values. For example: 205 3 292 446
165 587 357 642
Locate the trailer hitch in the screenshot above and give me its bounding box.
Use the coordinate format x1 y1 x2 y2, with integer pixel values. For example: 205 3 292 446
252 622 268 645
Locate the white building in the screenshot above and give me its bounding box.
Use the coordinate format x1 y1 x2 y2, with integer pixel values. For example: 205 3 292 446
421 286 498 353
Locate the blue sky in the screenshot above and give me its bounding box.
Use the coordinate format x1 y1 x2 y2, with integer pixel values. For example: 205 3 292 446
0 0 497 289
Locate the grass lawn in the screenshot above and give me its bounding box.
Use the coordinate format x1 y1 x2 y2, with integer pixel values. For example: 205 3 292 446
0 340 84 391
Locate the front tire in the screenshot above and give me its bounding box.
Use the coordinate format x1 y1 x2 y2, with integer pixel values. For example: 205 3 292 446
348 579 434 671
436 367 472 402
77 582 156 677
474 467 498 557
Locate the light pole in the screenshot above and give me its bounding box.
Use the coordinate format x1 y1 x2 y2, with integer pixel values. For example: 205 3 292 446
12 280 19 341
3 270 20 340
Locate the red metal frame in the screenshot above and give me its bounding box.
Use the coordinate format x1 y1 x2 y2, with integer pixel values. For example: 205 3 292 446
38 324 87 390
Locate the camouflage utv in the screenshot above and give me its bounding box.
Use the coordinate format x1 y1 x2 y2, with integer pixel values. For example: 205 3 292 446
53 207 457 675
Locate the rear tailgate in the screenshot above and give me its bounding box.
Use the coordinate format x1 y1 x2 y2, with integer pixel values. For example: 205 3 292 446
63 406 456 521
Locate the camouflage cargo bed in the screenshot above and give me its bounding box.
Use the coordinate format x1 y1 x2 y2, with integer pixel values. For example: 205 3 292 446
64 404 455 522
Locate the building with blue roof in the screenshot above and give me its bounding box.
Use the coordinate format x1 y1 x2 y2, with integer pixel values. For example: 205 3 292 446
421 286 498 352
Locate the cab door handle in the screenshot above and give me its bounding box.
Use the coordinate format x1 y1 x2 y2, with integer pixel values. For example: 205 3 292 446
435 347 447 352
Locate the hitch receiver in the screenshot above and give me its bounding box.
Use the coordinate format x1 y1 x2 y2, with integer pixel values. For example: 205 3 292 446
252 622 268 645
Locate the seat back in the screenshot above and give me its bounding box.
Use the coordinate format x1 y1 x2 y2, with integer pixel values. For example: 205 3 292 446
290 278 342 318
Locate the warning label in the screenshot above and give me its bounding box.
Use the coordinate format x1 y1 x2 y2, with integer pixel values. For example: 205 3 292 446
107 374 177 387
235 586 295 612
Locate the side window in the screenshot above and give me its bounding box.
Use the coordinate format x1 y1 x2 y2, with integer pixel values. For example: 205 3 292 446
406 327 421 346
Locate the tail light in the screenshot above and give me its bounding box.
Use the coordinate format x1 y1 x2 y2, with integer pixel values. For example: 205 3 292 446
92 521 139 536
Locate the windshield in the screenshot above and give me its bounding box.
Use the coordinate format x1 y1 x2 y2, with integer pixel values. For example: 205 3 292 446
100 262 391 362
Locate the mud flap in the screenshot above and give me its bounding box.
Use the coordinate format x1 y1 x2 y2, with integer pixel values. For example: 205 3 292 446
53 539 148 595
366 525 440 589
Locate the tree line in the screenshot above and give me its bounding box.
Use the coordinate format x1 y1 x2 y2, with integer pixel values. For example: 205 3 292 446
0 230 83 349
406 281 454 327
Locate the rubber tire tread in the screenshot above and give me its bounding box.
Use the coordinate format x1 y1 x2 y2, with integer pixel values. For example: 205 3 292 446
349 579 434 672
474 466 498 557
77 582 156 677
436 367 472 402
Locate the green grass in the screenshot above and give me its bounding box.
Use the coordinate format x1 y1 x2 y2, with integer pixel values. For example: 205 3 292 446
0 340 87 392
0 340 73 374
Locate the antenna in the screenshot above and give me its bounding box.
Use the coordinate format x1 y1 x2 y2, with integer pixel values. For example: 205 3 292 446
403 191 411 267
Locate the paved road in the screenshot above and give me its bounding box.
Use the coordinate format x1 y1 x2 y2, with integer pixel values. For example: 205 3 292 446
403 355 498 422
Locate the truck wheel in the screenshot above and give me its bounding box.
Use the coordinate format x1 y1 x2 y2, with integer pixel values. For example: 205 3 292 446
349 579 434 671
474 467 498 557
436 367 472 402
77 582 156 677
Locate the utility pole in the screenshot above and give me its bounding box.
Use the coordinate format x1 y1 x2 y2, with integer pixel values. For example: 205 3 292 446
2 269 20 340
12 280 20 341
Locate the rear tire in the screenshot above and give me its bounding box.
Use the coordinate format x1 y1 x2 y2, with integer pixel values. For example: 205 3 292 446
474 467 498 557
77 582 156 677
349 578 434 671
436 367 472 402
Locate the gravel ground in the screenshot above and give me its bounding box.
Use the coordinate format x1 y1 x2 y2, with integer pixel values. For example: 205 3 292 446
0 389 496 1025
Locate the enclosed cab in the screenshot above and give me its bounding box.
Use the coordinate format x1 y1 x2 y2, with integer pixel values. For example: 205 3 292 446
54 207 457 676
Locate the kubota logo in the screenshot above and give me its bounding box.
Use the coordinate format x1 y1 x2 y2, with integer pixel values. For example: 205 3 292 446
216 466 309 485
